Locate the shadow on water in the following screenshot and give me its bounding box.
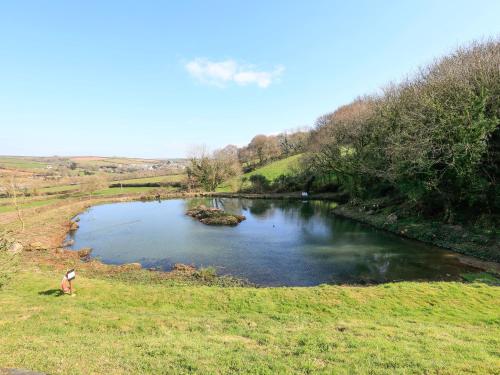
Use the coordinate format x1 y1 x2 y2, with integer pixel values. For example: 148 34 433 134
38 289 64 297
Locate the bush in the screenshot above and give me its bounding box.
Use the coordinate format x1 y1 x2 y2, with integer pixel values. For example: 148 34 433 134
308 39 500 222
195 266 217 280
0 233 19 290
272 174 304 192
248 174 271 193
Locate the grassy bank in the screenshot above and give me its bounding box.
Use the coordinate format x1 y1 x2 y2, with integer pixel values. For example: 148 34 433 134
1 188 499 374
0 267 499 374
333 203 500 265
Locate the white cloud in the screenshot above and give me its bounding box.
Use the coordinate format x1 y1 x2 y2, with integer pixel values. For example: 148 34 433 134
185 59 284 88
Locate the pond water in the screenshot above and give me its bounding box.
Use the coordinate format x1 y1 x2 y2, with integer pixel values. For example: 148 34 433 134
68 198 478 286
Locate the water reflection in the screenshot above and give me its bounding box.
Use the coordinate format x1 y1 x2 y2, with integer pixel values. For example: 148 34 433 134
69 198 478 286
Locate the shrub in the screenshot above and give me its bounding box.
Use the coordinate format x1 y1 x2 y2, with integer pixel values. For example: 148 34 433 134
0 233 19 290
272 174 304 192
195 266 217 280
249 174 271 193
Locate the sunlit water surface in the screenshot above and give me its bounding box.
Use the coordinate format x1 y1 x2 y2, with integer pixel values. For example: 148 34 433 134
68 198 477 286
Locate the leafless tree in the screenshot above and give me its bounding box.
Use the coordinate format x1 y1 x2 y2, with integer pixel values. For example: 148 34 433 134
6 175 25 232
187 145 241 191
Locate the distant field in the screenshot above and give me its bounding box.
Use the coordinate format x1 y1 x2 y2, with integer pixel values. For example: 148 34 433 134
39 184 80 193
69 156 163 166
105 157 162 165
38 175 185 194
69 158 124 167
0 157 47 170
0 168 35 176
0 186 173 212
0 197 60 213
93 186 160 196
116 174 185 185
218 154 302 192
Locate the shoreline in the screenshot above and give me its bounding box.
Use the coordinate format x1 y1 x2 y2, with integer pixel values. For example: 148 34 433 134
208 192 499 270
4 190 499 286
330 204 500 273
70 191 500 276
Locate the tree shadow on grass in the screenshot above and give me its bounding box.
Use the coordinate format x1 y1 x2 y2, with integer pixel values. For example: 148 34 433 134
38 289 64 297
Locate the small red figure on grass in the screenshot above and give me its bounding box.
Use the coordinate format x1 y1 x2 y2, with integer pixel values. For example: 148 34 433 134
61 269 76 295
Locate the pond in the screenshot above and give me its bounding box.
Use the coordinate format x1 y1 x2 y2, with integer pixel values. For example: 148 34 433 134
67 198 478 286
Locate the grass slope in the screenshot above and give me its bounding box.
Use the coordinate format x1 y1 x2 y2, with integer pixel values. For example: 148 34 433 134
0 269 498 374
218 154 302 192
244 154 302 180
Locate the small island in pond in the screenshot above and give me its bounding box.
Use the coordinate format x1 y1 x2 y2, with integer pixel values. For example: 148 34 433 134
186 205 246 226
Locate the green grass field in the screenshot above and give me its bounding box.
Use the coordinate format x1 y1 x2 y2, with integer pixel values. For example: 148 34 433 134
0 157 47 169
93 186 158 196
0 186 171 213
245 154 302 180
115 174 185 185
0 267 498 374
218 154 302 192
0 198 61 213
0 187 158 213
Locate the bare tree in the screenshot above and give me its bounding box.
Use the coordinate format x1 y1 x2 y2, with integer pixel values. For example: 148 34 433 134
7 175 25 232
187 145 241 191
247 135 281 165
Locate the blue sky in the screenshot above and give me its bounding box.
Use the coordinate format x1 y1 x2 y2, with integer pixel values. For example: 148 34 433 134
1 1 499 158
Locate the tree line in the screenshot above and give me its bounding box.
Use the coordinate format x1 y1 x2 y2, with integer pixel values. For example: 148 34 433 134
306 39 499 222
186 131 308 191
187 39 499 223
